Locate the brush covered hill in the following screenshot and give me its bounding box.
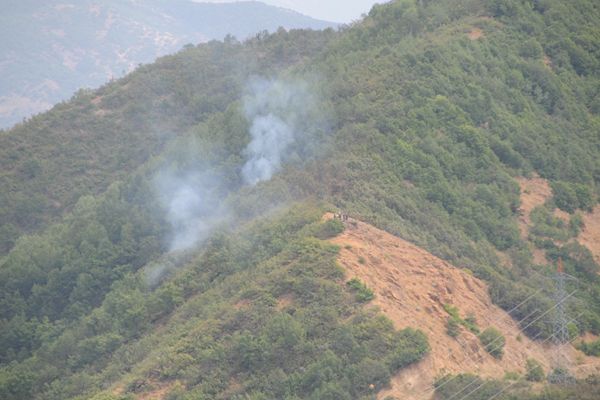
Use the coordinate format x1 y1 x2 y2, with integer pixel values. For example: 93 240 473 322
0 27 336 254
1 0 600 399
0 0 335 129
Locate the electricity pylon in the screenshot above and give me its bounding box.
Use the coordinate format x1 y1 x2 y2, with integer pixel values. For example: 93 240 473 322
548 257 577 384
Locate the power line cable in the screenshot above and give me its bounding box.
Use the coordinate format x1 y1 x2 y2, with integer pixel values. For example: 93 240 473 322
424 301 548 398
419 289 546 399
450 312 583 400
438 292 577 400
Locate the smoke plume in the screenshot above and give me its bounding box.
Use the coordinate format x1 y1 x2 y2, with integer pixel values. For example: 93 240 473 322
146 76 326 285
154 170 229 252
241 77 320 185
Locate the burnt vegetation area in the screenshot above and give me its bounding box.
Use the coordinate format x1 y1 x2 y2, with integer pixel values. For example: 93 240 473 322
1 0 600 399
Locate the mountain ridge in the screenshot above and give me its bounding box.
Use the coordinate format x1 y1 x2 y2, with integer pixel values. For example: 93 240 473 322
0 0 336 128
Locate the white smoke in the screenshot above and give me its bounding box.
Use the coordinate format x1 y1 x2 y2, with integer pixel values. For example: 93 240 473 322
154 170 229 252
143 262 169 288
241 77 318 185
146 76 325 286
145 167 229 287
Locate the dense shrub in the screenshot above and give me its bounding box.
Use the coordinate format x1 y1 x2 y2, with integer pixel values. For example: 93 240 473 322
479 327 505 359
551 181 595 212
443 304 479 336
346 278 375 302
525 358 545 382
311 218 345 239
577 339 600 357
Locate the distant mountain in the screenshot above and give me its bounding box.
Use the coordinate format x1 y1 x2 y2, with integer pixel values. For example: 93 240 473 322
0 0 335 128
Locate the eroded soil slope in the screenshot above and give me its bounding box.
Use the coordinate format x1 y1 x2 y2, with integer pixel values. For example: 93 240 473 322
578 205 600 265
325 213 599 400
516 176 559 265
515 175 553 237
516 176 600 268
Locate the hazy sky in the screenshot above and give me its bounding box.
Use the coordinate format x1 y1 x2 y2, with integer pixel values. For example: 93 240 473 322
197 0 384 23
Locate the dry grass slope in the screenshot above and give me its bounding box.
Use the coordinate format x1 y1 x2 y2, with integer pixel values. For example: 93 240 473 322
325 213 600 399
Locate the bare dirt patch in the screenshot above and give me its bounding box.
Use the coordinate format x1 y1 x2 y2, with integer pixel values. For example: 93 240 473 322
516 176 569 224
136 381 176 400
516 175 599 267
468 27 484 40
234 298 251 310
516 175 552 237
578 205 600 265
276 293 294 310
324 213 599 399
516 176 553 264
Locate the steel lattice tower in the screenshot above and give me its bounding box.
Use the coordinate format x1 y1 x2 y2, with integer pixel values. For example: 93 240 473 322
549 258 576 384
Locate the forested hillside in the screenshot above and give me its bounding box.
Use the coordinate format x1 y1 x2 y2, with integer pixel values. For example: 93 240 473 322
0 28 335 254
1 0 599 399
